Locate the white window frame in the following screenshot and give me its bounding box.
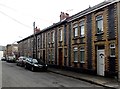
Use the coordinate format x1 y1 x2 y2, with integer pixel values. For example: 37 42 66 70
51 31 55 43
48 50 51 61
51 49 55 61
110 43 115 57
74 47 78 62
80 47 85 63
80 20 85 37
96 15 103 34
73 24 78 37
59 29 62 41
64 48 67 57
48 33 50 44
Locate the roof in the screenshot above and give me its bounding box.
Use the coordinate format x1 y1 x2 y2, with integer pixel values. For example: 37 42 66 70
17 0 120 43
68 0 120 22
17 20 66 43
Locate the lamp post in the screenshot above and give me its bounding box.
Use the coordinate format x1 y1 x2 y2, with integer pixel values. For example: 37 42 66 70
33 22 36 58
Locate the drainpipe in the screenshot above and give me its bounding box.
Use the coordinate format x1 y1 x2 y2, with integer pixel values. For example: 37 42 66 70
117 1 120 81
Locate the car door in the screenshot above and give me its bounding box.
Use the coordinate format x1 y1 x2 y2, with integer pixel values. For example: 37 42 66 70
28 58 33 69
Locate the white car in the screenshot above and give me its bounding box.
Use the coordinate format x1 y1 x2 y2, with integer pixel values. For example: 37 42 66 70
1 57 6 61
6 56 16 62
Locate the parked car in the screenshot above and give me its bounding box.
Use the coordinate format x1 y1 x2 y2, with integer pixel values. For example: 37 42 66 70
1 57 6 61
16 56 27 67
6 56 16 63
24 58 48 72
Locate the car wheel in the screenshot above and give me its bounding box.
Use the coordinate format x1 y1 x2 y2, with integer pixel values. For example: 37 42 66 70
31 67 34 72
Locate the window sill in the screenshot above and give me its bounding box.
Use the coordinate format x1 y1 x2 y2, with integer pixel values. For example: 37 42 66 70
51 42 54 44
59 41 63 43
73 36 79 40
73 61 79 63
108 56 116 59
80 36 85 39
64 56 67 58
95 32 104 36
80 61 85 63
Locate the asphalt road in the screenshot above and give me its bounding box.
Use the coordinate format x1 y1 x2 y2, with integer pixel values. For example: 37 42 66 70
1 61 105 88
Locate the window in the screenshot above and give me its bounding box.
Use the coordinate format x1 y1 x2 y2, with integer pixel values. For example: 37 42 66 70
73 24 78 37
80 47 85 63
51 49 54 61
48 33 50 43
40 35 42 48
74 47 78 62
80 20 85 37
51 31 54 42
96 15 103 33
110 43 115 57
48 50 51 62
43 33 45 48
37 38 40 49
64 25 67 45
59 29 62 41
64 48 67 57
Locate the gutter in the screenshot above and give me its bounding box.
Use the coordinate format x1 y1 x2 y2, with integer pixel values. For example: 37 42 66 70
68 0 120 22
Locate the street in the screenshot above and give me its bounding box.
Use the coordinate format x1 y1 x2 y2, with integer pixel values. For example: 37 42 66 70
1 61 105 88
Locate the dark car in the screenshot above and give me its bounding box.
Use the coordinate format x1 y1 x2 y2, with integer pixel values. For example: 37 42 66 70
24 58 48 72
16 56 27 67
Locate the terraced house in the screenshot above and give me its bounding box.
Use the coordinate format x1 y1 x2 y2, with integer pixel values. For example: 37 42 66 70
17 0 120 78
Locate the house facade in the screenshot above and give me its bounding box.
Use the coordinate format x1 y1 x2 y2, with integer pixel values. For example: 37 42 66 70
5 44 18 59
17 0 120 78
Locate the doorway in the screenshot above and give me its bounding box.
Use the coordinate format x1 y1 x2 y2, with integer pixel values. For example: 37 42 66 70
59 48 63 67
97 49 105 76
43 50 45 62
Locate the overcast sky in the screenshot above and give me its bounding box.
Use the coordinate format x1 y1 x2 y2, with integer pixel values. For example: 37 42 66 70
0 0 104 46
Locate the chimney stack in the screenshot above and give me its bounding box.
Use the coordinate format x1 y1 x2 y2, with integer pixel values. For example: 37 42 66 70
60 12 69 21
35 26 40 33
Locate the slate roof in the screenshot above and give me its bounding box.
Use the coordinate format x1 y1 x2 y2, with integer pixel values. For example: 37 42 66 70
17 0 120 43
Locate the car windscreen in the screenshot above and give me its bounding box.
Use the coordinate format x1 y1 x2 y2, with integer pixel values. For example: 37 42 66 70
33 59 38 63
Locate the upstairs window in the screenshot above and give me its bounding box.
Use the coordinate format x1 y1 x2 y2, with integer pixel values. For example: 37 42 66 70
51 31 54 43
59 29 62 41
37 38 40 49
73 24 78 37
43 33 45 48
96 15 103 34
80 20 85 37
110 43 115 57
48 33 50 43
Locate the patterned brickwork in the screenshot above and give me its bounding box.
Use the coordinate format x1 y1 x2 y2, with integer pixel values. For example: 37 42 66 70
17 1 119 77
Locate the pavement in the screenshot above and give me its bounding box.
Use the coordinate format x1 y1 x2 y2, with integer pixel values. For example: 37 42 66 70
48 67 120 89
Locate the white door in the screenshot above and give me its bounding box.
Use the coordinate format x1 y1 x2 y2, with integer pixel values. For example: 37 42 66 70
97 50 105 76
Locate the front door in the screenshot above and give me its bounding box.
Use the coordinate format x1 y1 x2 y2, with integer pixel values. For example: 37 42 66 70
59 48 63 67
43 50 45 62
97 50 105 76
